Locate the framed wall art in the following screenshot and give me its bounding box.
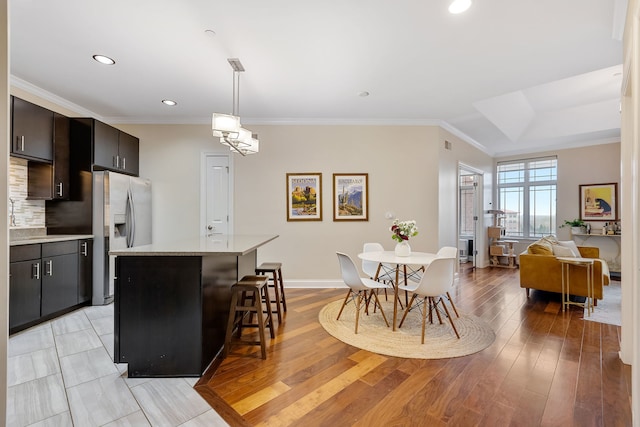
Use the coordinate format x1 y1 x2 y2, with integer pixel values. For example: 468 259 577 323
579 182 618 221
333 173 368 221
286 173 322 221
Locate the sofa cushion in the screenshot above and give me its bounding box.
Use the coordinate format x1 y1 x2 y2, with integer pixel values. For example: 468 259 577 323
552 245 576 257
557 240 581 257
528 238 554 255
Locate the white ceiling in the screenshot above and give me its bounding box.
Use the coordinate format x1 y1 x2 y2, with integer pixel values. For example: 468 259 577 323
9 0 625 157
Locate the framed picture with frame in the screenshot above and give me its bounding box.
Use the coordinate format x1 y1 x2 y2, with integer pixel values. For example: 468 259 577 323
332 173 368 221
579 182 618 221
286 173 322 221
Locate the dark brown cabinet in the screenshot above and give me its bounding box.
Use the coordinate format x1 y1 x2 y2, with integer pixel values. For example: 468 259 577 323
78 239 93 304
41 241 79 317
27 113 71 200
91 119 139 176
10 96 54 163
9 239 93 334
9 245 42 330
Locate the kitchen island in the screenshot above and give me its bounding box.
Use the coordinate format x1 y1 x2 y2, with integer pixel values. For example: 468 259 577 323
110 234 278 378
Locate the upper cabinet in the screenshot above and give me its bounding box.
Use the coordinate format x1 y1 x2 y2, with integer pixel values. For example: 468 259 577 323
92 120 139 176
11 96 54 163
27 113 71 200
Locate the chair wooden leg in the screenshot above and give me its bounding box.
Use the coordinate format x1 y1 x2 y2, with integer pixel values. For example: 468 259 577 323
336 290 352 321
421 296 428 344
446 291 460 318
440 296 460 339
433 297 444 324
372 291 389 327
398 293 417 328
355 293 362 334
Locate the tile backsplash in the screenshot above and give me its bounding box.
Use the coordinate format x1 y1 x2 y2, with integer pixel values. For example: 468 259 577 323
9 157 46 228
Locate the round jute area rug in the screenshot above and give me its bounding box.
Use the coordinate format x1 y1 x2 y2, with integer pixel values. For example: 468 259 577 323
318 298 495 359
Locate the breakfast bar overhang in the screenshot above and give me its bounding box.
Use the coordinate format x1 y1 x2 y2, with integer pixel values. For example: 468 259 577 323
110 234 278 378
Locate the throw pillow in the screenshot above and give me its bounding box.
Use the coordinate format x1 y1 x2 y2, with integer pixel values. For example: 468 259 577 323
552 245 576 257
557 240 581 257
528 239 554 255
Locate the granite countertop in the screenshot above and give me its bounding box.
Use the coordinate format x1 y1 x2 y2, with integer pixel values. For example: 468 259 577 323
109 234 279 256
10 234 94 246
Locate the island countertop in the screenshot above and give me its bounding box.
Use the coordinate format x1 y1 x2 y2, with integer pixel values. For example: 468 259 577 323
109 234 278 256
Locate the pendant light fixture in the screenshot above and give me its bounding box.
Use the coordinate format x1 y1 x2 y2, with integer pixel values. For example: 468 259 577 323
212 58 259 155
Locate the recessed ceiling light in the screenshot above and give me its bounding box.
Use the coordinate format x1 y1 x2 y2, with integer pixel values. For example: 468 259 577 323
449 0 472 14
92 54 115 65
358 91 370 97
162 99 177 106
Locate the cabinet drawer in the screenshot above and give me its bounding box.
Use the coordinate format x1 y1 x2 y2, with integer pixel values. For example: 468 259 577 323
10 244 41 263
42 240 78 257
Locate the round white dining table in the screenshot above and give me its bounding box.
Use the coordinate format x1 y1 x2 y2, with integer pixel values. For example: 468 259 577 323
357 250 437 330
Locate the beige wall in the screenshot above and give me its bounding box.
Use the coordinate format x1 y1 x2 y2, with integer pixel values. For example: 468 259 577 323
1 0 9 420
120 123 494 282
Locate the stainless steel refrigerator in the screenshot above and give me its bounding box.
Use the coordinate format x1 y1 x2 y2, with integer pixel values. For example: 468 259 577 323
93 171 152 305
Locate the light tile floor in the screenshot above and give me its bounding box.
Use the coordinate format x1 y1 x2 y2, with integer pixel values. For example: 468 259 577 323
7 304 230 427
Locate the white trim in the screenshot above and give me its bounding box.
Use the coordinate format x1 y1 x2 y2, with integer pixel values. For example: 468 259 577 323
10 75 103 120
284 280 346 289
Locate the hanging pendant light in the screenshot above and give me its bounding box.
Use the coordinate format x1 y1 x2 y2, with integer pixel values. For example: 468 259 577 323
211 58 259 156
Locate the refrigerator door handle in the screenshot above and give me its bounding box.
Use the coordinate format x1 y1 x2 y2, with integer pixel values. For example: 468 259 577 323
126 188 136 247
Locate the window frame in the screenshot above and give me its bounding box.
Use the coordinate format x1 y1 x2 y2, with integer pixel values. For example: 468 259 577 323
496 156 557 239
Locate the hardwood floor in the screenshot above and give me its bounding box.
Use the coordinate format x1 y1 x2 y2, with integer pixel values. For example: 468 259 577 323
195 264 632 426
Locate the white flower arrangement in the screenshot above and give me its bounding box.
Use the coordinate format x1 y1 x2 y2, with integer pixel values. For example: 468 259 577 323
390 219 418 242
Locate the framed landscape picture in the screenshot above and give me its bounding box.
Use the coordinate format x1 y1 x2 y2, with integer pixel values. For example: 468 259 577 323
286 173 322 221
333 173 368 221
579 182 618 221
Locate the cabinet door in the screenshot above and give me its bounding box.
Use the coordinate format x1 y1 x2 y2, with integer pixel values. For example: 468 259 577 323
118 132 139 176
26 114 71 200
78 239 93 304
11 96 54 162
52 113 70 199
93 120 120 170
41 253 79 316
9 260 42 329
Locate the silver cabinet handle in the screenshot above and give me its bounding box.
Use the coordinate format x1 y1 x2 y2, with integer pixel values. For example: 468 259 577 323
122 157 126 170
81 241 88 256
57 182 63 197
33 262 40 280
45 260 53 276
16 136 25 151
116 155 120 169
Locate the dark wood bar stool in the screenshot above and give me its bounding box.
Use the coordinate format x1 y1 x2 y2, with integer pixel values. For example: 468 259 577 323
223 275 274 359
255 262 287 324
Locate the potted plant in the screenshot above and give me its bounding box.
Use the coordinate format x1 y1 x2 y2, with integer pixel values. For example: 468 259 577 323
560 219 586 235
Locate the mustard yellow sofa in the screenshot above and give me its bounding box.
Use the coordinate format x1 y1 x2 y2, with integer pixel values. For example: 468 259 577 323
519 245 610 300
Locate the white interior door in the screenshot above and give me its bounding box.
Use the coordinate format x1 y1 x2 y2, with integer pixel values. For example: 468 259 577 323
202 154 232 235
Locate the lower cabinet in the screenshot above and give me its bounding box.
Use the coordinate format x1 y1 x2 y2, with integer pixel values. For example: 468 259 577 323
78 239 93 304
9 238 93 333
9 247 42 329
41 241 79 317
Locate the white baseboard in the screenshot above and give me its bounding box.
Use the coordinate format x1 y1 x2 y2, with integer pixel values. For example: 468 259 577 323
283 279 346 289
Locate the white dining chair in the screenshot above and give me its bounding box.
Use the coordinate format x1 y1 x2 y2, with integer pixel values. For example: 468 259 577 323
362 242 396 301
397 257 460 343
336 252 391 333
407 246 460 317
